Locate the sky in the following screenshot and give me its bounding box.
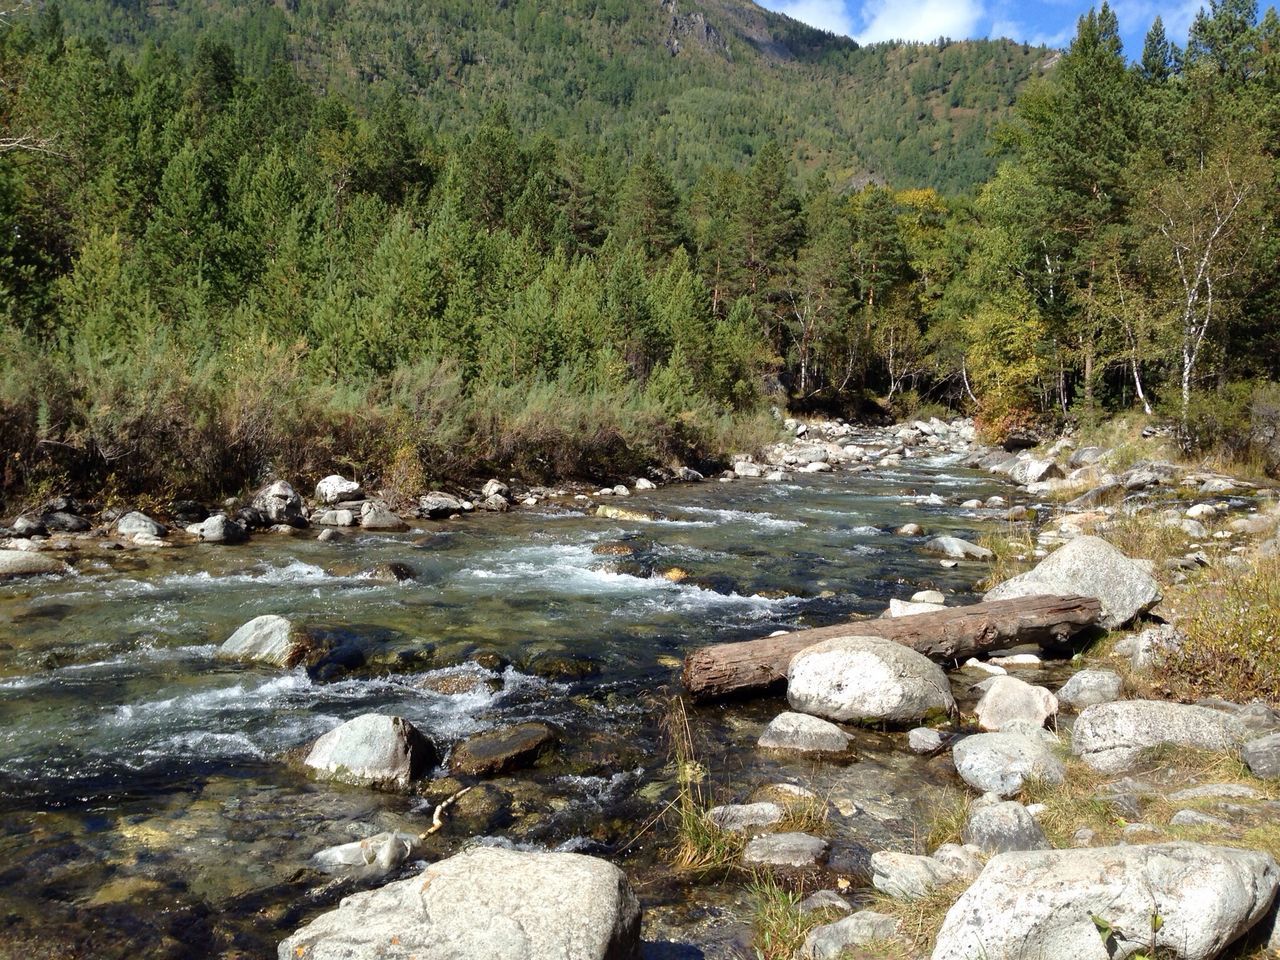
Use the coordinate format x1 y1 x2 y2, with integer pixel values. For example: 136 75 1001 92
757 0 1207 54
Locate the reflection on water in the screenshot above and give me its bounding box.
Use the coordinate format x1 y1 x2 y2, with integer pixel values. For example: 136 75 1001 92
0 452 1010 957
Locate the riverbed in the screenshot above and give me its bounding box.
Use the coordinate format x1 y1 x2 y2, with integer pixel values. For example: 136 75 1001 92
0 443 1019 958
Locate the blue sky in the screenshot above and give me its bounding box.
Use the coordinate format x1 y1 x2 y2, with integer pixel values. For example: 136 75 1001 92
757 0 1207 53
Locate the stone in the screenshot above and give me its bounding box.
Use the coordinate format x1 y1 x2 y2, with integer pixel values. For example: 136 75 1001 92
251 480 307 527
1114 624 1186 672
931 843 984 881
1073 701 1247 773
362 561 417 583
481 479 510 500
974 676 1058 732
923 536 994 561
449 722 556 777
908 727 945 754
41 510 90 532
798 890 852 915
634 478 655 491
278 846 641 960
1056 669 1124 710
787 635 956 724
217 615 316 668
316 475 363 504
116 511 167 539
1010 458 1064 486
304 714 438 792
706 802 785 835
870 851 959 900
1168 783 1261 802
952 732 1066 798
887 598 947 617
896 523 924 536
595 505 653 523
317 528 342 543
742 832 828 869
983 534 1161 629
757 712 853 755
677 467 703 482
1170 809 1234 829
360 500 409 531
963 800 1050 854
418 492 466 519
315 509 356 527
733 461 764 478
912 589 946 604
10 514 46 536
197 514 247 544
799 911 900 958
1242 733 1280 780
478 494 510 512
932 843 1280 960
0 549 69 579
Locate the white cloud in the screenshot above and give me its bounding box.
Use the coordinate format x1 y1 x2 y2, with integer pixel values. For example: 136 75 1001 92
1110 0 1205 46
852 0 986 43
767 0 857 36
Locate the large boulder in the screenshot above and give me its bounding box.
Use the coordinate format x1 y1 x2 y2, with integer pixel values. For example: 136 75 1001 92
974 676 1058 732
757 712 853 755
963 799 1049 855
983 535 1160 629
196 514 247 544
278 846 642 960
315 475 363 504
304 713 437 791
787 636 956 724
952 732 1065 797
217 615 320 669
1072 700 1248 772
116 511 167 539
418 492 466 519
251 480 307 528
932 843 1280 960
0 549 70 579
360 500 409 531
1009 458 1064 486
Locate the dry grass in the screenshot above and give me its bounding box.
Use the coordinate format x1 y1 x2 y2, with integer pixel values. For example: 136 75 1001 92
1020 761 1122 847
920 789 973 851
977 525 1039 591
870 881 970 956
745 873 837 960
663 697 745 873
1097 512 1194 581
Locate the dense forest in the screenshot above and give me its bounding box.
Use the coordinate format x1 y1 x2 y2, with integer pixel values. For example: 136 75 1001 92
0 1 1278 508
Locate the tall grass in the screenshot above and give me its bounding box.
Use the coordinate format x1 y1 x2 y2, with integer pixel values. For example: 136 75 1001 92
663 697 745 873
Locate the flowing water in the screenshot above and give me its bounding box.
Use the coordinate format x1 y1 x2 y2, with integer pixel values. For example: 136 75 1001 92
0 449 1018 958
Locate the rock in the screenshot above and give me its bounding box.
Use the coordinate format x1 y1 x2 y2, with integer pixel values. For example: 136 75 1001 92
800 911 900 958
974 676 1058 732
0 549 69 579
10 514 46 536
362 561 417 583
1200 477 1236 495
115 511 167 539
1242 733 1280 779
479 493 510 512
315 509 357 527
1056 669 1124 710
757 712 853 755
1168 783 1261 802
317 528 342 543
923 536 994 561
912 589 946 604
1010 458 1064 486
677 467 703 482
787 635 956 724
963 800 1049 854
197 514 247 544
734 461 764 478
742 832 828 869
983 534 1161 629
316 475 363 504
217 615 318 668
449 722 556 777
706 802 785 835
908 727 945 754
304 714 438 791
481 479 510 500
952 732 1065 798
896 523 924 536
931 843 985 881
360 500 409 531
1114 624 1186 672
634 478 656 491
418 492 466 519
798 890 852 915
41 510 90 532
870 851 959 900
311 831 420 880
1072 701 1247 772
595 505 653 523
278 845 641 960
251 480 307 527
1171 809 1234 829
888 598 947 617
932 843 1280 960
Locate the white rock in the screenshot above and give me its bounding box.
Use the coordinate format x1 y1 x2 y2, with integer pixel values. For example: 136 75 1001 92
217 615 311 668
0 549 70 579
634 478 655 491
303 714 437 791
887 598 947 617
1073 700 1248 772
788 636 956 724
800 911 899 959
912 589 946 604
1056 669 1124 710
116 511 167 539
870 851 959 899
706 802 784 835
742 832 827 868
757 712 852 754
315 475 362 504
952 732 1065 798
974 676 1058 732
924 536 994 561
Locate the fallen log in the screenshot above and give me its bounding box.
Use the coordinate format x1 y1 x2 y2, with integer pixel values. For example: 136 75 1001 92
683 594 1102 701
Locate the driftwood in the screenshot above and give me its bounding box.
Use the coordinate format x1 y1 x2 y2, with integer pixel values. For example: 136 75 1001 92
682 594 1102 701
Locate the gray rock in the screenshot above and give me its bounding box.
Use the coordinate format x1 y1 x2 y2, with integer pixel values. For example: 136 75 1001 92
315 475 363 504
963 800 1049 854
933 843 1280 960
923 536 994 561
278 846 642 960
317 528 342 543
896 523 924 536
217 614 316 668
931 843 985 880
912 589 946 604
252 480 306 527
952 732 1066 798
1114 624 1186 672
304 714 437 792
798 890 852 915
1010 458 1064 486
418 491 466 519
481 479 511 500
1056 669 1124 710
983 534 1161 629
908 727 945 754
116 511 167 539
360 500 409 531
1068 446 1107 468
800 911 900 958
757 712 853 755
706 802 785 835
0 549 69 579
11 515 45 536
887 598 947 617
1170 809 1234 829
315 508 357 527
1066 482 1123 510
1073 701 1247 772
197 514 247 544
1167 783 1261 802
787 635 956 724
870 851 959 899
1243 733 1280 779
742 832 828 869
634 478 656 491
733 461 763 478
974 676 1058 732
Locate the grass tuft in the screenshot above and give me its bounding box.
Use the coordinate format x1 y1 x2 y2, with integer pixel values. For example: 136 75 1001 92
663 697 745 873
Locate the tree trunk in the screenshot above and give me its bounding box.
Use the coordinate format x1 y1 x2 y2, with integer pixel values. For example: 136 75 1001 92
682 594 1103 701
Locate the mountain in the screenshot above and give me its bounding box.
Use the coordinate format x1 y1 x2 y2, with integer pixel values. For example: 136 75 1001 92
52 0 1052 192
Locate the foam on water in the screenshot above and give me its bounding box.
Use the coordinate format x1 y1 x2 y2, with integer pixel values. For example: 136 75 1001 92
675 505 806 531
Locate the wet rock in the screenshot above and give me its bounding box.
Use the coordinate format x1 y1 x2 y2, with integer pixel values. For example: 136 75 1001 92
788 635 956 725
634 478 656 491
923 536 993 561
42 510 90 532
963 799 1049 854
278 846 642 960
1242 734 1280 779
595 505 653 522
908 727 945 753
315 509 356 527
800 911 900 958
0 549 70 579
974 676 1058 732
1056 668 1124 710
361 561 417 583
11 514 46 536
896 523 923 536
115 511 167 539
933 843 1280 960
870 851 959 900
449 722 556 777
311 830 420 881
525 650 601 680
416 669 501 697
983 534 1161 629
196 514 247 544
952 732 1065 798
304 714 437 792
1073 700 1247 772
757 712 853 755
706 802 784 835
317 528 342 543
251 480 307 528
360 500 409 531
742 832 827 869
217 614 318 669
168 500 208 524
678 467 704 482
479 493 510 512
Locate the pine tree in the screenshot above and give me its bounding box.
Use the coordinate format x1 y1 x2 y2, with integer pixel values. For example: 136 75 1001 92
1140 16 1175 82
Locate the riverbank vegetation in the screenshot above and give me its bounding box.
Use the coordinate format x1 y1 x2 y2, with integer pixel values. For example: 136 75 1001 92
1 2 1277 509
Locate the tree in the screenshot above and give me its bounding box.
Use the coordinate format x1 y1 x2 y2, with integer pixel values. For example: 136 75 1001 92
612 152 683 261
1139 16 1176 82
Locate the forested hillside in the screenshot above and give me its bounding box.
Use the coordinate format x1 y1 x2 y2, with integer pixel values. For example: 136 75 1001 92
46 0 1050 191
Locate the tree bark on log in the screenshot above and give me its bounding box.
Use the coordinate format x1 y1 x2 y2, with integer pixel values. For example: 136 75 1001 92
682 594 1102 701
